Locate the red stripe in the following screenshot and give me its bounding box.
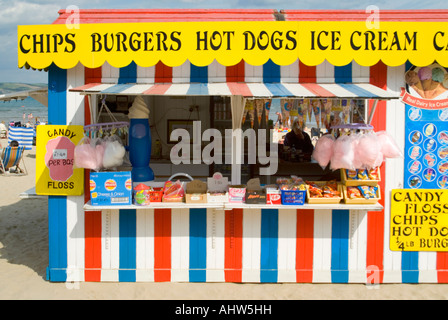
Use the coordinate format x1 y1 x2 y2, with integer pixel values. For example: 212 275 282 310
84 67 102 282
226 60 245 82
84 67 102 83
155 61 172 83
71 83 101 92
85 211 102 281
437 253 448 283
224 209 243 282
298 61 316 83
143 84 172 95
301 83 335 97
296 209 314 283
53 9 277 24
282 10 448 22
366 61 387 284
154 208 171 282
227 82 252 97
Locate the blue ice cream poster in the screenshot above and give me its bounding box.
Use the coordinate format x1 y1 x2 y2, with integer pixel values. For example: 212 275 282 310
404 105 448 189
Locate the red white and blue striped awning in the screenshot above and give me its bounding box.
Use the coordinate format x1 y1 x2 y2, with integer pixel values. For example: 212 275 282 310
70 82 399 100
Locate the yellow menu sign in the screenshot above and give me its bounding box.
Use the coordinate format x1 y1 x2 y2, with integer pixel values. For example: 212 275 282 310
18 21 448 70
390 189 448 252
35 125 84 195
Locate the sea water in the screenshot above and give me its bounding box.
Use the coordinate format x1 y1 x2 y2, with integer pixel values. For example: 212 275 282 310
0 97 47 125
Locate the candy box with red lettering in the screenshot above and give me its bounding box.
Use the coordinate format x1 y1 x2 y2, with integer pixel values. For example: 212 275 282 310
90 171 132 206
229 185 246 203
266 185 281 205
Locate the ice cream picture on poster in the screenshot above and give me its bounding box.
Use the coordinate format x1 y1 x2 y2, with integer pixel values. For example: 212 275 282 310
36 125 85 195
405 63 448 102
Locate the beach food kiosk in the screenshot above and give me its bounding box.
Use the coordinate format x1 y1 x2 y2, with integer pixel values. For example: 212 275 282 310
18 9 448 283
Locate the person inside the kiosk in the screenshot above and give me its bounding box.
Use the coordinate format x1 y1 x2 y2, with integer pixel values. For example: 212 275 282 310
284 118 314 154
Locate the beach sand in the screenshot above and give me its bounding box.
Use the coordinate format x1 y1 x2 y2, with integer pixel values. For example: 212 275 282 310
1 138 448 300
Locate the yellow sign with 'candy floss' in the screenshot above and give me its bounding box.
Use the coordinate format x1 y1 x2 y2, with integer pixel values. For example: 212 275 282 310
36 125 84 195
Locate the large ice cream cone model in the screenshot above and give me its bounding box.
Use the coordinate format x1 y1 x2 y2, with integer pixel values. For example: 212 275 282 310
128 96 154 182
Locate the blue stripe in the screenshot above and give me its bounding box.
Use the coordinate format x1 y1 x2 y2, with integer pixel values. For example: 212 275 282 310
263 59 281 83
264 83 294 97
338 83 379 98
46 64 67 282
260 209 278 283
118 61 137 84
331 210 349 283
101 84 134 93
189 208 207 282
190 65 208 83
334 63 352 83
119 209 136 282
186 83 209 96
102 84 135 94
402 253 419 283
402 60 419 283
48 64 67 125
47 196 68 282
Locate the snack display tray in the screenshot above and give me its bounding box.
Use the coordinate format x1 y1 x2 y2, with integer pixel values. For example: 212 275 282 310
306 181 343 204
84 201 383 211
340 168 381 186
342 185 381 204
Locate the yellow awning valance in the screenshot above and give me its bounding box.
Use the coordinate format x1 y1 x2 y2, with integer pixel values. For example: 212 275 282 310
17 21 448 69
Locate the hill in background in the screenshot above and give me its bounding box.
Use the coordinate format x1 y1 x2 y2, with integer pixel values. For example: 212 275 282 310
0 83 46 94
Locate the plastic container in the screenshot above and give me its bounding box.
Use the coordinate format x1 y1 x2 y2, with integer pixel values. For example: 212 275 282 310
280 189 306 205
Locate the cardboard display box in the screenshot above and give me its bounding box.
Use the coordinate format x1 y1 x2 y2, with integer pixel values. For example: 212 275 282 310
229 185 246 203
185 179 207 203
90 171 132 206
207 172 229 203
245 178 266 204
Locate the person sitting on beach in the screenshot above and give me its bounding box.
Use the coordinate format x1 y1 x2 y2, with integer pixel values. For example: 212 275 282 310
0 140 19 161
9 140 19 147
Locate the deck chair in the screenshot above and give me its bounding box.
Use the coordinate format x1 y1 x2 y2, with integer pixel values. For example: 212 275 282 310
0 146 27 175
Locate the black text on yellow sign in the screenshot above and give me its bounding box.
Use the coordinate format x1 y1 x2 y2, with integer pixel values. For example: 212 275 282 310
390 189 448 252
17 21 448 70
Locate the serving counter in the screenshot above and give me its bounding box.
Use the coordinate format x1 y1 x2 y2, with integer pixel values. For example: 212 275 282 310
78 200 383 283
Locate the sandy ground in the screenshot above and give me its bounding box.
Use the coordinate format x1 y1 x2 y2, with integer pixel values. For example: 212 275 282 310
1 138 448 300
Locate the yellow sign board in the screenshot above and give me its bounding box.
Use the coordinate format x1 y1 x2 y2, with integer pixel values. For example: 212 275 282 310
17 21 448 70
390 189 448 252
36 125 84 196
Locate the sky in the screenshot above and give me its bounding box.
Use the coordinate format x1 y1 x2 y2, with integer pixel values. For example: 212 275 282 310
2 0 448 84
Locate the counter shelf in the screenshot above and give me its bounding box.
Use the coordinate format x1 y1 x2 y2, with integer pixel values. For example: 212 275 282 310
83 201 383 211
